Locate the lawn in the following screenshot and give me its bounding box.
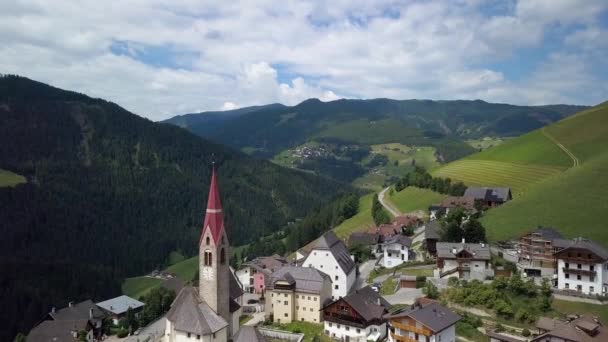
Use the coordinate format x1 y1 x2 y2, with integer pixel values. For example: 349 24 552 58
552 299 608 323
121 277 162 299
466 137 508 151
0 169 26 187
316 118 423 145
380 277 397 295
166 256 199 282
456 322 489 342
264 321 331 342
387 186 446 214
400 268 434 277
239 314 253 325
333 193 375 239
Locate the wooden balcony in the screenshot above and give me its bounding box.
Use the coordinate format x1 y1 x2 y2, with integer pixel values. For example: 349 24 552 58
563 267 596 277
390 332 417 342
323 313 367 329
390 320 433 336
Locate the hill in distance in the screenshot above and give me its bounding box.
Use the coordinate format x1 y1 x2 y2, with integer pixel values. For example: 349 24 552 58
0 75 347 341
433 101 608 245
165 98 586 188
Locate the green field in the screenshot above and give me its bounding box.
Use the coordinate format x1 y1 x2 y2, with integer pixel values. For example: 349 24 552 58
166 256 199 282
553 299 608 323
121 276 162 299
388 187 447 214
316 118 422 145
333 193 375 239
0 169 26 187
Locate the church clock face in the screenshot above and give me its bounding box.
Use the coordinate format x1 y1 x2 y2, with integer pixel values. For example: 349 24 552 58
202 267 215 280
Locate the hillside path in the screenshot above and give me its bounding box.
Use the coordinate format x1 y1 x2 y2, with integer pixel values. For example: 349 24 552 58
379 187 401 217
542 127 579 167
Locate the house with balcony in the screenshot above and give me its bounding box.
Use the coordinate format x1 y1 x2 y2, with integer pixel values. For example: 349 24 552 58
517 227 572 278
435 240 493 280
463 187 512 208
236 254 288 294
423 221 441 257
555 237 608 295
265 266 332 324
322 286 391 342
533 314 607 341
348 232 383 256
381 234 412 268
386 301 460 342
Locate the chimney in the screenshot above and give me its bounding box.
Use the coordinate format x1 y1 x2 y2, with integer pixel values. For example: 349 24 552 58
89 308 93 319
68 301 74 308
461 238 466 244
51 307 56 314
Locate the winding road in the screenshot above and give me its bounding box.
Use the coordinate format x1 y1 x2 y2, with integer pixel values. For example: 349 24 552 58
378 187 401 217
541 127 579 167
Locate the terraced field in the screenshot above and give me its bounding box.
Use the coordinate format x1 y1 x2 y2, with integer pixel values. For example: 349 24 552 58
388 187 447 214
333 193 375 239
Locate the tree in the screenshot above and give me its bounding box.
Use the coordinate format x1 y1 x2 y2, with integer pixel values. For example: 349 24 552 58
13 333 26 342
423 281 440 299
462 219 486 243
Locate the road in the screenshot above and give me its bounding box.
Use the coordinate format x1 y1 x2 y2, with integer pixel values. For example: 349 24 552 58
354 259 377 289
378 187 401 217
384 288 423 305
542 127 579 167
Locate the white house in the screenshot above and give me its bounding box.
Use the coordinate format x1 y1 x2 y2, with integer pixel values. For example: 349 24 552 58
96 295 145 325
555 238 608 295
386 301 460 342
381 235 412 268
435 240 494 280
298 231 356 300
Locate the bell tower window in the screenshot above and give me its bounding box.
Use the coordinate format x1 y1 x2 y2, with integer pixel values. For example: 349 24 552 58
220 248 226 264
206 236 210 246
204 251 212 266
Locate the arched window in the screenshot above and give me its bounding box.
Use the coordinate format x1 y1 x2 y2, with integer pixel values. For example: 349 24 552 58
204 251 212 266
221 236 225 245
206 236 210 246
220 248 226 264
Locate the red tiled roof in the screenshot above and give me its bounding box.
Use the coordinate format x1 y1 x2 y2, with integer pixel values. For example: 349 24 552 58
200 165 225 244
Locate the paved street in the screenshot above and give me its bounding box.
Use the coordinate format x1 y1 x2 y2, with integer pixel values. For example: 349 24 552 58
384 288 423 305
354 259 376 289
378 187 401 217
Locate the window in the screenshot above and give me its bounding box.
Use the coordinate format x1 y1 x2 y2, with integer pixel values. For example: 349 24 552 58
303 307 306 311
326 253 329 256
284 294 288 297
301 318 304 322
578 264 582 269
591 265 595 271
591 286 595 293
220 248 226 264
272 293 274 297
335 275 339 281
197 335 200 340
314 252 317 256
284 313 288 317
337 324 341 329
284 301 288 305
308 296 311 300
565 262 569 268
346 326 350 331
577 275 582 280
335 285 339 290
320 265 323 268
356 329 361 333
204 251 212 266
314 297 317 301
591 276 595 282
329 323 332 327
310 308 313 312
221 236 225 245
566 273 570 279
565 283 570 289
187 333 191 338
206 237 210 245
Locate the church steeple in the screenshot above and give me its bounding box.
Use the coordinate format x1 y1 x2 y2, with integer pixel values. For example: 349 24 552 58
200 164 225 245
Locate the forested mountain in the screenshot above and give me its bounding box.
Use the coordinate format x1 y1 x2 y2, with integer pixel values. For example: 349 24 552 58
164 98 587 161
0 75 347 341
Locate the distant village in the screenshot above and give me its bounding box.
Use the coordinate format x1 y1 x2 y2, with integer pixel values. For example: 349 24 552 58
25 173 608 342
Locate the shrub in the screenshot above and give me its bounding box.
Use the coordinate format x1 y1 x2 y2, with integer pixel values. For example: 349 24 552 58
448 277 459 287
522 328 531 337
116 329 128 338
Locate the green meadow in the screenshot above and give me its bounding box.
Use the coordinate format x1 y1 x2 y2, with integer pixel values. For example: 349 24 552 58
0 169 26 187
387 186 447 214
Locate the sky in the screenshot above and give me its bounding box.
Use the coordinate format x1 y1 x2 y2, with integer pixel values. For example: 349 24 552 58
1 0 607 121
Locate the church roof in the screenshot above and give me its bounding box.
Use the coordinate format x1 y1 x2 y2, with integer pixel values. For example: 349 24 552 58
234 326 267 342
166 287 228 335
200 166 225 244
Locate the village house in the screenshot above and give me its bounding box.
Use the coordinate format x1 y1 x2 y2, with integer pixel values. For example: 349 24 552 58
517 227 572 278
423 221 441 257
47 300 105 337
348 231 383 256
385 300 460 342
236 255 288 294
533 315 607 341
27 319 94 342
369 224 401 239
297 231 357 300
381 234 412 268
322 286 391 342
463 187 512 208
435 240 493 280
96 295 144 326
429 196 476 220
265 266 332 324
555 237 608 295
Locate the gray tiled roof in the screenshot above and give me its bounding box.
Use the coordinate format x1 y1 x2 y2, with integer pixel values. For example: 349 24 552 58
424 221 441 240
436 242 491 260
230 268 244 300
96 295 144 315
306 231 356 274
49 300 104 322
555 238 608 261
27 320 89 342
270 266 331 294
234 326 267 342
385 234 412 247
348 232 380 246
464 187 511 203
325 286 390 322
166 287 228 335
386 302 461 332
530 227 564 240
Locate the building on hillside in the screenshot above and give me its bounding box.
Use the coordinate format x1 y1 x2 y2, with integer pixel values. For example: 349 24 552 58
533 315 607 341
265 266 332 324
381 234 412 268
385 301 460 342
392 215 422 230
236 255 287 294
348 232 383 256
435 240 493 280
322 286 391 342
423 221 441 257
463 187 512 207
369 224 401 239
517 227 572 278
47 300 105 337
164 165 249 342
27 319 93 342
555 237 608 295
96 295 144 325
297 231 356 300
429 196 476 220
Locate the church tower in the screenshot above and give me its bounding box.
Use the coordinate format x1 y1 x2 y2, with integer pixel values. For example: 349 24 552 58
199 164 231 325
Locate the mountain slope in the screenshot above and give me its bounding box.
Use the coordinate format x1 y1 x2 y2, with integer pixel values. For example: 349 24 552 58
0 75 346 340
434 101 608 244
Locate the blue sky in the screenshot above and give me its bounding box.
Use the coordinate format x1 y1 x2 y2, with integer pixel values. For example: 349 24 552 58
1 0 607 120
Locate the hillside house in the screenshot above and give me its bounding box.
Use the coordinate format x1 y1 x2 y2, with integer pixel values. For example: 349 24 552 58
265 266 332 324
533 315 607 341
96 295 144 325
27 320 93 342
385 301 460 342
47 300 105 337
517 227 572 278
236 255 287 294
298 231 357 299
555 238 608 295
322 286 391 342
463 187 512 207
381 234 412 268
423 221 441 256
435 240 493 280
348 232 382 256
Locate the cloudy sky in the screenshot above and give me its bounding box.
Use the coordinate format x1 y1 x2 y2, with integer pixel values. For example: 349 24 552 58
1 0 607 120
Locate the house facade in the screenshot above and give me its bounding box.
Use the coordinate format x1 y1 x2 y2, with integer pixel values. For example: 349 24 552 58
423 221 441 257
517 227 571 278
555 238 608 295
348 232 382 256
298 231 356 300
386 301 460 342
322 286 390 342
96 295 144 325
533 315 607 341
265 266 332 324
463 187 512 208
435 241 493 280
236 255 287 294
381 235 412 268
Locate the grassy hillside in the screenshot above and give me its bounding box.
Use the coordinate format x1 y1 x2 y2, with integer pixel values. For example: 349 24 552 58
333 193 375 239
434 101 608 245
387 187 447 214
122 277 162 299
0 169 26 187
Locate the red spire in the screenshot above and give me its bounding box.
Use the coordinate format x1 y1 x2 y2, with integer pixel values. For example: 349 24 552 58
200 164 225 244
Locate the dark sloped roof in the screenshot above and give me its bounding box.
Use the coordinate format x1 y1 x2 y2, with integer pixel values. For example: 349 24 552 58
436 242 491 260
386 302 461 332
533 315 608 342
234 326 267 342
230 268 245 300
27 319 89 342
385 234 412 247
424 221 441 240
306 231 355 274
464 187 511 202
348 232 380 246
486 331 523 342
555 238 608 261
271 266 330 294
326 286 390 322
49 300 104 322
440 196 475 210
166 287 227 335
530 227 564 240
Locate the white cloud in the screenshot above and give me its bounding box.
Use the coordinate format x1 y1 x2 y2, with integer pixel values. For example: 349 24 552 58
221 102 238 110
0 0 606 120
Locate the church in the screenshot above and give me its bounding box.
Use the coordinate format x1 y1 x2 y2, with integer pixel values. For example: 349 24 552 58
163 165 248 342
